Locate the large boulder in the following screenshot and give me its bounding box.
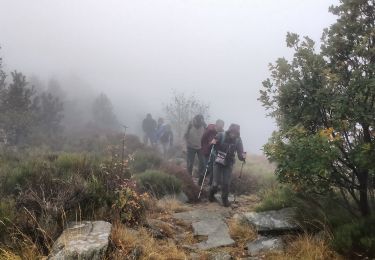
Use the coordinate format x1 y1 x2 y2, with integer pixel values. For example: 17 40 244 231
242 207 300 233
49 221 112 260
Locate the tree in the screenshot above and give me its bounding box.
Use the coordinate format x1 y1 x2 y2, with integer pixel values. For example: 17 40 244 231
1 71 37 145
91 93 119 131
33 92 64 140
163 91 210 142
260 0 375 217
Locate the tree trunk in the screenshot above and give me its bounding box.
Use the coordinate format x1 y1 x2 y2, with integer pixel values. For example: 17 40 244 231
357 123 372 216
358 171 370 216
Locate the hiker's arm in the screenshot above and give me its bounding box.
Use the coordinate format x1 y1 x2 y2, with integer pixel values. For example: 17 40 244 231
236 138 246 161
183 123 191 140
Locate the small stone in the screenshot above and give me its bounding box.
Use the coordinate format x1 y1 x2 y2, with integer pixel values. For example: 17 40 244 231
210 252 232 260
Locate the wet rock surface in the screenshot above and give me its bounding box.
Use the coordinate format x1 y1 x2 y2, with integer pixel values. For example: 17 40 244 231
242 207 300 233
247 236 284 256
174 209 234 250
49 221 111 260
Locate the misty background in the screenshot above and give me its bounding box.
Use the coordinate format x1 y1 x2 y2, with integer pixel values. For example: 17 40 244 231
0 0 338 153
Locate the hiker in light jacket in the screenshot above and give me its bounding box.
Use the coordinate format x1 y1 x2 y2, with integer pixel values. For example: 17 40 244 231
184 114 206 180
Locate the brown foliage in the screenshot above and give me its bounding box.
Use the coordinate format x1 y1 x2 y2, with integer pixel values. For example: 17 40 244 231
160 162 200 203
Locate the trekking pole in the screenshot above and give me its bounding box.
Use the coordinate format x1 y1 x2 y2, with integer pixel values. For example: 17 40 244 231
198 145 215 199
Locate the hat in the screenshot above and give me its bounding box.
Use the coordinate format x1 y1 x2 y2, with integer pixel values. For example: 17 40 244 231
228 124 240 136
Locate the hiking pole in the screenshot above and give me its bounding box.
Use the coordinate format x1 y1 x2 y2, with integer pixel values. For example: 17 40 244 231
198 145 215 199
121 125 128 175
234 159 245 203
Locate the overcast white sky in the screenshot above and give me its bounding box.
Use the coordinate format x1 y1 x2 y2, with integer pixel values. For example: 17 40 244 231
0 0 339 153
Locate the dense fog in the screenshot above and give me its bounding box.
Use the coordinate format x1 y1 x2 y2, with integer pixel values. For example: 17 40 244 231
0 0 338 153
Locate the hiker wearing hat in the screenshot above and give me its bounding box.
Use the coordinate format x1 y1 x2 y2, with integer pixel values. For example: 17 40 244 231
142 113 157 146
209 123 246 207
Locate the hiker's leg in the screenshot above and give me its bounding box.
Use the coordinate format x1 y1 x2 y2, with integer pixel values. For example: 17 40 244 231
143 133 149 145
221 164 233 207
209 163 220 202
186 147 196 176
161 142 167 158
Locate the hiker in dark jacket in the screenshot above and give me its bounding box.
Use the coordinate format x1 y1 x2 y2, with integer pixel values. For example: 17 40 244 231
142 113 157 146
184 114 206 180
209 123 246 207
200 119 225 185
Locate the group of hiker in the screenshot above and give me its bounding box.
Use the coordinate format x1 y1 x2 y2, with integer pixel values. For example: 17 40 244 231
142 113 246 207
184 114 246 207
142 113 174 157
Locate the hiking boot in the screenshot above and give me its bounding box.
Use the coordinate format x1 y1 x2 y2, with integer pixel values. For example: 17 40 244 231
208 190 216 202
222 198 231 207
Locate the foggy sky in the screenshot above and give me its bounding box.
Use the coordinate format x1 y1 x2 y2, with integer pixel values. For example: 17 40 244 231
0 0 339 153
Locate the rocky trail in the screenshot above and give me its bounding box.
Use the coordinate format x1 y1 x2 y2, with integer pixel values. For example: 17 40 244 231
49 182 301 260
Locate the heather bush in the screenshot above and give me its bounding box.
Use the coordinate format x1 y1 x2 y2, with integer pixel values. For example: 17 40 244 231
160 162 200 202
130 148 162 173
135 170 182 198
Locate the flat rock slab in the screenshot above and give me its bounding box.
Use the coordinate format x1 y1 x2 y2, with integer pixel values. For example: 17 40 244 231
49 221 112 260
210 252 232 260
243 207 300 233
174 209 234 250
174 209 224 222
247 236 284 256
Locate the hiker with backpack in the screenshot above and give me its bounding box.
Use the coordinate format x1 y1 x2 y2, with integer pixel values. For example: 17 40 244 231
142 113 157 146
184 114 206 180
209 124 246 207
200 119 225 186
159 124 174 158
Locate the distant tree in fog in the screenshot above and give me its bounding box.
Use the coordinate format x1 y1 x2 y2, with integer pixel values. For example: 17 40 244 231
0 71 37 145
33 92 64 140
91 93 119 131
0 55 64 146
47 77 66 101
164 91 209 142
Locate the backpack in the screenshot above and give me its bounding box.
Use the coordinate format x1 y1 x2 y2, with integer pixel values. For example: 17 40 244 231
214 132 239 166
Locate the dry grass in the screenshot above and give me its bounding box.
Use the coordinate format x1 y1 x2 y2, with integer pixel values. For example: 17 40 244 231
228 218 257 245
227 218 257 258
155 197 190 214
110 223 187 260
0 248 21 260
265 234 342 260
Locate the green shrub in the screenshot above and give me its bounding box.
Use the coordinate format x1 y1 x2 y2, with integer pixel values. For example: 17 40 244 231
55 153 89 174
256 184 295 212
135 170 182 198
131 149 162 173
332 215 375 258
